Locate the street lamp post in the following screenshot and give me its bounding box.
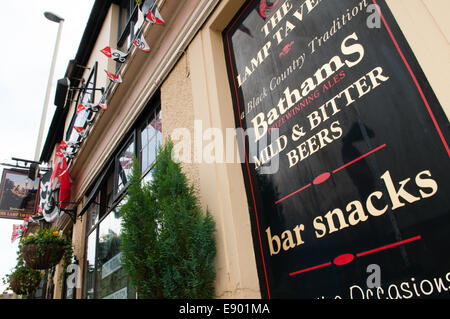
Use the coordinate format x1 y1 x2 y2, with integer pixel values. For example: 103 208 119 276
34 12 64 162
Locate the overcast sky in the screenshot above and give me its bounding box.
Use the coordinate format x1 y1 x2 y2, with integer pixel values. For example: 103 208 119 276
0 0 95 292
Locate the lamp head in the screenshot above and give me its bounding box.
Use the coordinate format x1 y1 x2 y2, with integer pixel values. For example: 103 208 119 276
44 11 64 23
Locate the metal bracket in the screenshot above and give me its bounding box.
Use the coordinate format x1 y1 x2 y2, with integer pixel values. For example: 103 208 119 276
58 201 80 224
61 209 78 224
70 87 105 94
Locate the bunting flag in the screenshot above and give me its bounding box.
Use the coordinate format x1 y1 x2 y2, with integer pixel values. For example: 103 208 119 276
67 141 81 149
76 102 107 114
100 46 128 63
62 2 165 166
133 33 151 52
55 147 64 157
58 146 76 159
11 224 26 243
105 69 123 83
85 103 99 112
61 149 77 159
11 225 19 243
76 104 86 114
74 126 88 139
145 6 165 25
23 216 36 224
73 126 85 134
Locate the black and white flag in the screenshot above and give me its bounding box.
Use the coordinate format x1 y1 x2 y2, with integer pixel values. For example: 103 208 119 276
133 33 151 52
100 46 128 63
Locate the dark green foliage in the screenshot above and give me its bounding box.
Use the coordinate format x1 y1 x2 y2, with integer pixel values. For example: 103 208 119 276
2 243 43 296
120 141 216 298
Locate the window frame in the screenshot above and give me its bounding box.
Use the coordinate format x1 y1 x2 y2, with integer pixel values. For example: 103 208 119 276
114 132 136 200
84 224 99 299
117 0 139 53
138 105 162 178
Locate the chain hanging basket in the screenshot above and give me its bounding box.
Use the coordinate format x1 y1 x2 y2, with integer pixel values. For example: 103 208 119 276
22 243 65 270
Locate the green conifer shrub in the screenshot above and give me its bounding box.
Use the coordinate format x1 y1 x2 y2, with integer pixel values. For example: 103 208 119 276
120 141 216 298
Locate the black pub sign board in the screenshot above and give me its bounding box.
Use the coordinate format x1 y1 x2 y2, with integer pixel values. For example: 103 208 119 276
224 0 450 299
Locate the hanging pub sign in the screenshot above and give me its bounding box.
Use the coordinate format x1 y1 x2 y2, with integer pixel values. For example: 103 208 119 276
0 169 40 220
224 0 449 298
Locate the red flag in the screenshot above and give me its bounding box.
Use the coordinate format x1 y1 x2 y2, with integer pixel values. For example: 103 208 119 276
50 155 71 209
100 46 112 58
145 7 165 25
59 163 71 210
105 69 123 83
76 104 86 114
73 126 84 133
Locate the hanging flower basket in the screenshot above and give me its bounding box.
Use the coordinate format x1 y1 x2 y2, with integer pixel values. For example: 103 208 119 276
22 243 65 269
20 228 72 270
9 276 25 294
3 261 42 296
9 272 41 295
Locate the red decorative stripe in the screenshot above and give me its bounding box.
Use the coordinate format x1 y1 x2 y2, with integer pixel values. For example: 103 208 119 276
276 144 386 204
289 262 332 277
332 144 387 174
290 235 421 277
275 183 311 205
356 235 421 257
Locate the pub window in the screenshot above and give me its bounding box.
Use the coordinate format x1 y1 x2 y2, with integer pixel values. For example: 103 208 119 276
83 177 136 299
82 94 161 299
96 201 131 299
